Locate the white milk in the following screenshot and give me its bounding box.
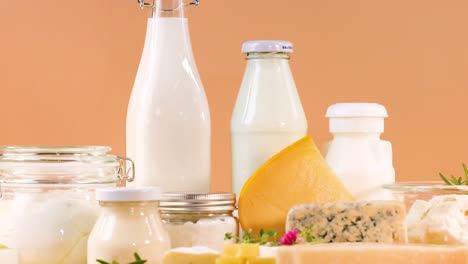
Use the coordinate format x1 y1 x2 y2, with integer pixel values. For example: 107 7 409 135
231 41 307 197
323 103 395 200
126 16 210 193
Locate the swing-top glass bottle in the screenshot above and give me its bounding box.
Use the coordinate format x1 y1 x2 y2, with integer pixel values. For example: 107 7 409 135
127 0 211 193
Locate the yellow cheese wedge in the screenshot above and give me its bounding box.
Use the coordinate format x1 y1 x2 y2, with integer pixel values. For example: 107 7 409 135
276 243 468 264
238 135 354 235
162 246 220 264
223 244 260 258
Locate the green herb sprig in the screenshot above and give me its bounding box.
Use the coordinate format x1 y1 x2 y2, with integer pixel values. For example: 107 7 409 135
439 163 468 185
96 253 147 264
225 227 321 246
225 228 278 245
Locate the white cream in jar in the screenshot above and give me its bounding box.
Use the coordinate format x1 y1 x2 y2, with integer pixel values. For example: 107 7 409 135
0 146 134 264
88 187 171 264
160 193 238 252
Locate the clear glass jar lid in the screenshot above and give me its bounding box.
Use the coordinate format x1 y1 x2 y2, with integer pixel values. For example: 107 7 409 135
383 181 468 194
159 193 236 212
0 146 134 185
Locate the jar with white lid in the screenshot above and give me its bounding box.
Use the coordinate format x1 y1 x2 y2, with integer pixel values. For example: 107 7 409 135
0 146 134 264
88 187 170 264
159 193 238 252
323 103 395 200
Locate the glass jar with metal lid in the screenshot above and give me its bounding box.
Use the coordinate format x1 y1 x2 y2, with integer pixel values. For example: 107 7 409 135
0 146 134 264
159 193 238 252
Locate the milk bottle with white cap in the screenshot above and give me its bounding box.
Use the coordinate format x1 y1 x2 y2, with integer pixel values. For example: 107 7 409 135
323 103 395 200
231 40 308 197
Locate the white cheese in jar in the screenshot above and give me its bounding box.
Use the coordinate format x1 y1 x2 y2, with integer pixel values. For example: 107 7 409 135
407 194 468 245
0 191 99 263
164 217 237 252
160 193 238 253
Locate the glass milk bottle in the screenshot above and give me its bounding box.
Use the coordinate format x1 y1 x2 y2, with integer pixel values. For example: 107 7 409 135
323 103 395 200
126 0 210 193
231 40 308 197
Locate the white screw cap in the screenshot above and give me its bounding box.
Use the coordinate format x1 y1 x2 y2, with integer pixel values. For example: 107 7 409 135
326 103 388 133
242 40 293 54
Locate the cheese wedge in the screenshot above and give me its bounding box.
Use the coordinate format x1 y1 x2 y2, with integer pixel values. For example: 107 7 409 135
286 201 408 243
239 136 354 235
276 243 468 264
162 246 220 264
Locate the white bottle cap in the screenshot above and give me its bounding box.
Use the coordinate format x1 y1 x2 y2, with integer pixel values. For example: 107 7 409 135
326 103 388 133
242 40 293 54
95 187 161 202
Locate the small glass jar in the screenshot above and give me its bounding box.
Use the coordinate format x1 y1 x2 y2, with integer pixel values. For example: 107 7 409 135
0 146 134 264
159 193 238 252
88 187 170 264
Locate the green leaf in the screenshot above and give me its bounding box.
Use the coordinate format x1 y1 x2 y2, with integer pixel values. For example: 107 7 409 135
96 260 111 264
440 173 452 185
130 253 147 264
463 163 468 185
224 232 234 240
259 229 264 236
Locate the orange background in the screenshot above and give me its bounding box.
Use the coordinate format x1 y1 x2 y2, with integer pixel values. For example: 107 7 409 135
0 0 467 191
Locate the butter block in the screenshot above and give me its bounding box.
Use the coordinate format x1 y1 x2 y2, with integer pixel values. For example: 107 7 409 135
162 246 220 264
216 256 246 264
247 257 276 264
276 243 468 264
286 200 407 243
223 244 260 258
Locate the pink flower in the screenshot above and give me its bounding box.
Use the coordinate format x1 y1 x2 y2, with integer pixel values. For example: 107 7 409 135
280 230 299 245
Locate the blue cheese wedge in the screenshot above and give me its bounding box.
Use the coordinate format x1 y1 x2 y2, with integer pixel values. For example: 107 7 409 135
286 201 407 243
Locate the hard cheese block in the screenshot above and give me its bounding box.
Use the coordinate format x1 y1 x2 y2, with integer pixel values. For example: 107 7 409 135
276 243 468 264
217 244 275 264
162 246 220 264
239 136 354 236
286 200 407 243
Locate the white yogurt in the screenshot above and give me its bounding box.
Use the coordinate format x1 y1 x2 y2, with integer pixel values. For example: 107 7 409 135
0 191 99 263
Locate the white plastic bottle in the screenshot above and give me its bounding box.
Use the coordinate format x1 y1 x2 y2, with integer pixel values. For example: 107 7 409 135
126 0 210 193
323 103 395 200
231 40 308 197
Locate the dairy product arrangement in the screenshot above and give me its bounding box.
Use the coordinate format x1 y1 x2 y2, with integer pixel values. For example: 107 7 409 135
2 0 468 263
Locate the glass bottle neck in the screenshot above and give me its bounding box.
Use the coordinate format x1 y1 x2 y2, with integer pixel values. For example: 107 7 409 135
150 0 193 18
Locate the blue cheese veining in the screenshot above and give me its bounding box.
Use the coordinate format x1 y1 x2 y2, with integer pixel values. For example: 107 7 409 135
286 201 407 243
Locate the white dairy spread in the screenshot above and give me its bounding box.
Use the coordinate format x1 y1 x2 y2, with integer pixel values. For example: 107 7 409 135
0 191 99 263
168 246 219 254
0 245 18 264
407 194 468 244
164 217 237 252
